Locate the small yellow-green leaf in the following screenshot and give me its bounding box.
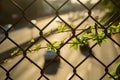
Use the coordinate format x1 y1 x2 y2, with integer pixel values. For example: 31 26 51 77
31 38 35 43
58 24 66 32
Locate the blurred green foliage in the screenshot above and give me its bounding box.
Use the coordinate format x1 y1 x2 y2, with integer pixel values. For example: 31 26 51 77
101 0 120 25
108 62 120 80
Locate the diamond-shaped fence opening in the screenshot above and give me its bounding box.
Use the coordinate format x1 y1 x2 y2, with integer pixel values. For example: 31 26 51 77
24 0 46 19
0 0 120 80
76 58 105 79
9 57 41 80
0 0 22 25
59 3 89 26
0 65 7 80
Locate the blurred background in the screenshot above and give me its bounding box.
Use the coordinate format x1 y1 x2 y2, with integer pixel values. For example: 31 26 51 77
0 0 120 80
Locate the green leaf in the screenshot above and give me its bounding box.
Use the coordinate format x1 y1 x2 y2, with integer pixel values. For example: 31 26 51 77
60 37 66 46
80 37 88 45
116 24 120 32
58 24 66 32
33 44 41 52
27 49 32 53
70 39 79 50
108 71 117 78
108 62 120 79
49 47 57 52
92 31 107 45
115 62 120 75
11 48 20 56
47 41 60 52
70 37 88 49
31 38 35 43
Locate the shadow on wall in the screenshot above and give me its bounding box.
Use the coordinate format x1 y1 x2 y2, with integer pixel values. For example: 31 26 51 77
43 50 60 75
43 60 60 75
79 44 94 57
0 0 95 25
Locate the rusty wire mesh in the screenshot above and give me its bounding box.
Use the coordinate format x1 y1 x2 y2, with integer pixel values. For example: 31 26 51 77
0 0 120 80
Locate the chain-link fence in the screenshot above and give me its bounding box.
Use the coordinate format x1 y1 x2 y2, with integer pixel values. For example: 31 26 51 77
0 0 120 80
